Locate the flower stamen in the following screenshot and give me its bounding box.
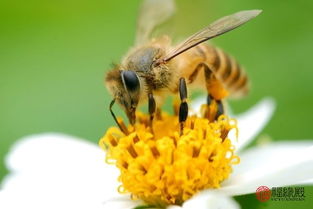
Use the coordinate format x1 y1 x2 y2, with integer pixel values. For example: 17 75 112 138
100 105 240 207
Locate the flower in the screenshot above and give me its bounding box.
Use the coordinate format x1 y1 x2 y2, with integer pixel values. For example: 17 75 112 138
100 111 239 207
0 98 313 209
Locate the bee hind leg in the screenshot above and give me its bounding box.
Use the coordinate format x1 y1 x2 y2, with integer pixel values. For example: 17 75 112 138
178 77 188 136
203 64 227 121
187 62 227 121
207 95 224 121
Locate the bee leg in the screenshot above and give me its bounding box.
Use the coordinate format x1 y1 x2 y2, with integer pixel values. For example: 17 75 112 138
188 63 226 121
207 95 224 120
203 63 227 121
178 77 188 136
156 107 162 120
216 100 224 119
148 93 156 132
109 99 129 134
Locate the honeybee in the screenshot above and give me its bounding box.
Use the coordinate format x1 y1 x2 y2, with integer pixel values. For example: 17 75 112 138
105 0 261 132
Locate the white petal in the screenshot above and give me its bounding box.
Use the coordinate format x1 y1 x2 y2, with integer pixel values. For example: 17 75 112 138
301 178 313 184
6 133 105 172
229 98 275 152
190 97 235 116
191 97 275 152
190 96 206 116
219 141 313 196
167 191 239 209
167 206 182 209
103 196 142 209
0 133 126 209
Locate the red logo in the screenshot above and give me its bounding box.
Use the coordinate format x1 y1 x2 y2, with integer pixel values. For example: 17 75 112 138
256 186 271 202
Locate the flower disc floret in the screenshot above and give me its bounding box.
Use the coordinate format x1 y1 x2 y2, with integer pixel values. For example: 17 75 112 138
100 112 239 206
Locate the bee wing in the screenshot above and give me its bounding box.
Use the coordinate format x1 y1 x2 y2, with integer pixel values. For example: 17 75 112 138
161 10 262 62
135 0 175 45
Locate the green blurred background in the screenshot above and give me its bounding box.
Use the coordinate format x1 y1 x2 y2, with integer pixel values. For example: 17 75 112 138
1 0 312 208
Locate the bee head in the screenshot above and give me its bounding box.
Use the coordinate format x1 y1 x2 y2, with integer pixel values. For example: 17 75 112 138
105 69 141 125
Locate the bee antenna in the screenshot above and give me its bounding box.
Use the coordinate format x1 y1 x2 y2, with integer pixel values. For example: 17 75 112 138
109 99 123 131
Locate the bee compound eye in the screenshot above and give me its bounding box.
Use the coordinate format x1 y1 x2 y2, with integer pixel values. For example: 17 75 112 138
121 70 140 92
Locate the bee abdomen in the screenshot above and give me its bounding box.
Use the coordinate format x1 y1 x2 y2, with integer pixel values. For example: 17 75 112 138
197 44 249 97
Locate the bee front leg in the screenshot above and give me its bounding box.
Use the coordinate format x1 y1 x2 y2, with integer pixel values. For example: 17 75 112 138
178 77 188 136
148 93 156 132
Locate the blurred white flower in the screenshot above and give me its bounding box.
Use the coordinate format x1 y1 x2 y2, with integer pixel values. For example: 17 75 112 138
1 98 313 209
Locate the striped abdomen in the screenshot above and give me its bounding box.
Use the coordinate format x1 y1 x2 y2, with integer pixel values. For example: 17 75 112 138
186 43 249 98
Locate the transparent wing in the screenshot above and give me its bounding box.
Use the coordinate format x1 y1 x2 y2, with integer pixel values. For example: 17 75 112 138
135 0 175 45
161 10 262 62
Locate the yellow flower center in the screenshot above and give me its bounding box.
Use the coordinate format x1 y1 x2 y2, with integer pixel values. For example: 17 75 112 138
99 105 239 207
